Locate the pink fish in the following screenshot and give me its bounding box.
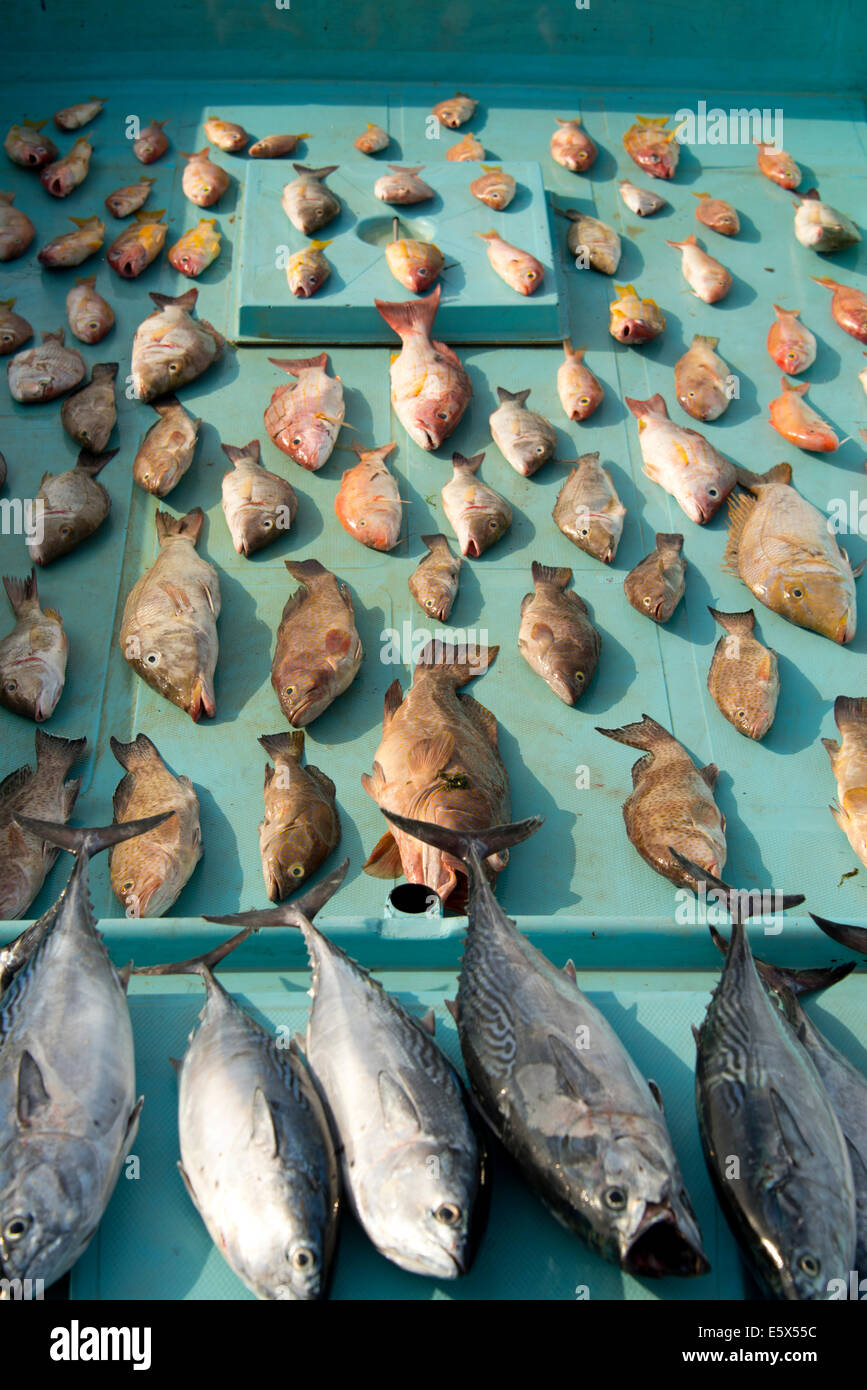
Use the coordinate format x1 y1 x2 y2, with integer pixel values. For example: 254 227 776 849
666 233 731 303
766 305 816 374
476 229 544 295
768 378 838 452
375 284 471 450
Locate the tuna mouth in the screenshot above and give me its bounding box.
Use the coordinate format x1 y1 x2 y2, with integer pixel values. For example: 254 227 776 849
625 1214 709 1279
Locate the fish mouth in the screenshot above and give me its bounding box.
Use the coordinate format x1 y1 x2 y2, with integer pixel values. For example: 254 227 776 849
835 613 855 644
416 426 437 450
624 1209 709 1279
188 678 216 722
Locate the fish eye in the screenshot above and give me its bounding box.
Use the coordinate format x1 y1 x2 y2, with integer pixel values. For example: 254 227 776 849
603 1186 627 1211
145 651 160 666
418 267 430 277
535 445 545 454
798 1253 820 1277
687 391 695 399
791 586 804 598
60 525 71 536
580 528 589 537
292 436 302 446
526 270 536 280
707 487 719 498
284 685 295 697
488 518 498 529
291 1246 317 1271
262 518 273 529
435 1202 462 1227
643 596 651 607
289 863 305 878
5 1215 30 1240
168 362 179 373
575 671 585 682
579 396 589 405
5 680 18 692
122 880 134 893
426 598 434 607
437 410 449 420
88 320 99 331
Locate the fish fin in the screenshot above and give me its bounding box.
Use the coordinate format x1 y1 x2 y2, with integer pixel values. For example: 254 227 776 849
13 812 175 861
419 1008 436 1035
834 696 867 734
387 164 425 174
647 1079 665 1112
842 787 867 817
852 559 866 580
117 961 134 992
810 912 867 955
614 283 637 298
150 394 183 416
668 848 804 918
0 766 33 805
820 736 839 765
259 730 304 763
383 678 403 726
722 491 756 574
596 714 675 753
268 351 328 376
362 830 403 878
381 809 543 867
479 163 501 171
2 568 38 616
170 1058 182 1075
374 283 441 339
17 1051 51 1126
451 451 484 474
532 561 572 590
222 440 260 465
781 376 809 395
769 1087 815 1166
708 606 755 637
708 919 854 998
179 147 210 161
251 1087 279 1158
148 288 198 311
284 557 330 590
691 333 719 351
34 727 87 778
415 637 498 685
420 533 452 557
700 762 719 788
159 582 192 617
529 621 554 651
41 606 63 625
547 1033 603 1099
177 1163 201 1213
361 759 387 799
691 1024 701 1047
324 627 352 660
408 732 455 777
445 996 459 1020
734 462 792 492
625 393 668 420
291 163 338 180
155 507 203 546
75 447 117 476
459 694 500 750
562 958 577 983
67 214 101 228
134 210 167 223
475 229 499 240
379 1071 422 1132
773 304 798 318
810 276 839 290
629 752 655 787
109 731 163 773
655 533 684 561
496 385 531 405
306 764 336 799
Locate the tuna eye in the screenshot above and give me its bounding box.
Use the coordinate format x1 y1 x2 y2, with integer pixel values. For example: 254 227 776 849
145 651 160 666
5 1216 30 1240
435 1203 461 1226
798 1253 820 1277
604 1186 627 1211
291 1246 316 1271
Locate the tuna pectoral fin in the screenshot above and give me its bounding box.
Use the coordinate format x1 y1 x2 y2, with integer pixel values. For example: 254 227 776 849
707 919 854 997
17 1051 51 1126
124 1096 144 1152
809 912 867 956
362 830 403 878
177 1162 202 1215
12 811 175 861
251 1087 279 1157
668 848 805 920
379 1071 422 1132
769 1088 816 1165
381 808 543 867
204 858 350 932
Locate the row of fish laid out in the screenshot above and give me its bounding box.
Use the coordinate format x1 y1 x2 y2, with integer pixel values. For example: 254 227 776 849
1 804 863 1300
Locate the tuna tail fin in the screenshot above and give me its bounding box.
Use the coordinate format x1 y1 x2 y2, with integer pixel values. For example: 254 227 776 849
259 730 305 763
221 440 261 465
149 288 198 311
204 858 350 932
414 638 498 683
382 808 543 868
2 568 39 616
596 713 676 753
155 507 204 547
532 561 572 589
374 283 441 339
132 925 258 980
809 912 867 956
734 461 792 492
667 848 804 922
12 812 174 860
496 385 531 406
706 919 854 997
268 352 328 376
75 446 117 476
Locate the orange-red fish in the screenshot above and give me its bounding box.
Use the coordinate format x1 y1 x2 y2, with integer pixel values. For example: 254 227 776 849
470 166 515 210
106 209 167 278
4 119 57 168
447 132 484 162
623 116 681 180
767 305 816 374
248 132 309 158
768 377 838 452
0 191 35 261
811 276 867 343
476 229 544 295
66 277 114 345
609 283 665 344
40 137 92 197
168 218 221 277
105 177 155 218
133 119 169 164
37 215 104 268
375 285 471 450
181 148 229 207
264 352 344 470
334 443 402 552
551 116 597 172
354 123 389 154
693 192 739 236
666 233 731 303
558 340 604 420
432 93 477 129
385 220 443 292
756 142 801 189
204 116 249 152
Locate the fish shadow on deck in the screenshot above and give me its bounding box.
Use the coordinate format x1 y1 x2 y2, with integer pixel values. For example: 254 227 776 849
712 768 776 889
494 719 579 913
176 778 240 913
803 334 843 387
210 569 273 727
578 619 638 716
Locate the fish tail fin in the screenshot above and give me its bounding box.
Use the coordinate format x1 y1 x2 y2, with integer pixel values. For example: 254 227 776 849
179 147 210 161
451 451 484 474
90 361 118 380
34 728 88 778
68 215 100 228
734 462 792 492
308 238 332 250
204 858 350 933
415 637 498 683
374 283 441 339
268 351 328 376
772 303 798 317
475 229 498 241
496 385 531 405
259 730 305 762
285 557 329 586
151 394 182 415
109 732 163 771
149 288 198 311
291 164 338 180
132 925 258 979
155 507 204 546
692 333 719 350
2 568 38 615
221 440 261 465
12 812 174 861
655 533 684 559
420 533 450 554
532 561 572 589
382 808 543 867
809 276 839 290
596 713 675 753
625 393 668 420
668 848 804 920
692 191 711 200
833 695 867 734
134 210 166 223
708 606 755 636
706 919 855 997
810 913 867 955
73 274 97 288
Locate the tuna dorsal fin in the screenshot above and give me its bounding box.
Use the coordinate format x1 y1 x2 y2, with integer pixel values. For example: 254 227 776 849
149 288 198 311
708 606 755 636
17 1051 51 1126
721 491 756 575
496 385 531 406
378 1071 422 1132
445 996 458 1020
648 1079 665 1112
562 959 577 983
419 1008 436 1036
250 1087 279 1158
